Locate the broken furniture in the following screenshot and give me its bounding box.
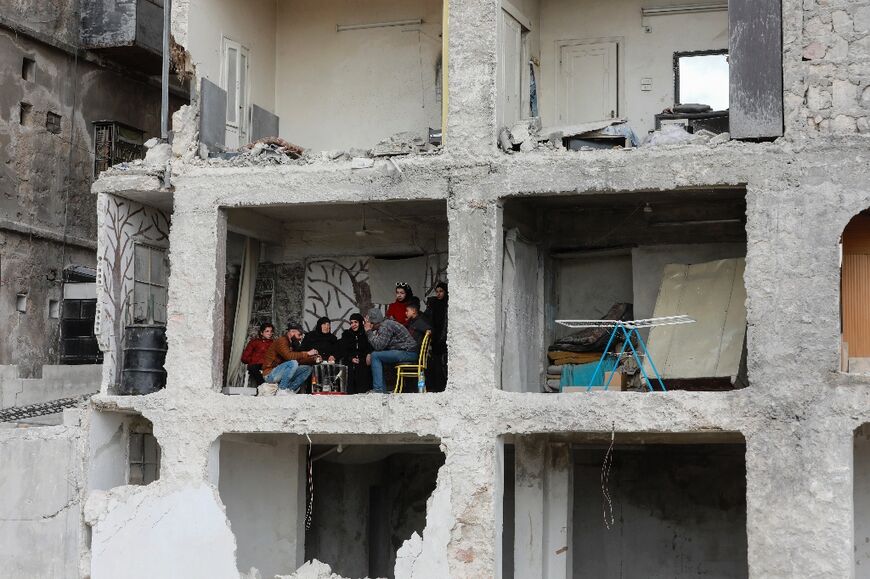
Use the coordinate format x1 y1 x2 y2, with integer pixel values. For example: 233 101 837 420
644 258 747 390
393 330 432 393
556 317 695 392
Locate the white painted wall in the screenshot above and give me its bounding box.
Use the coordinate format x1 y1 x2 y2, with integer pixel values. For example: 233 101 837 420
218 435 305 578
88 411 130 491
275 0 443 151
187 0 278 115
537 0 728 134
89 484 238 579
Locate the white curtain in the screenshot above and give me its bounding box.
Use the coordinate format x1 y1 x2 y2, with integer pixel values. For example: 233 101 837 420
501 229 543 392
226 238 259 387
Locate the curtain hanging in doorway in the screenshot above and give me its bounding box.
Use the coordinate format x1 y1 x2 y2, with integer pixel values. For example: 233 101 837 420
226 238 260 387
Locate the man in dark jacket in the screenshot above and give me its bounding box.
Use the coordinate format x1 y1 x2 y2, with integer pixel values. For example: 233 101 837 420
405 298 432 350
364 307 418 393
262 321 318 394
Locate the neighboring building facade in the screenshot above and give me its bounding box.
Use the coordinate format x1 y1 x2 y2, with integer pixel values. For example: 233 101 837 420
0 0 184 377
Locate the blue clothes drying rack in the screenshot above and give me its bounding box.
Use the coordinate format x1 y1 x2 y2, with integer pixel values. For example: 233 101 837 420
555 316 695 392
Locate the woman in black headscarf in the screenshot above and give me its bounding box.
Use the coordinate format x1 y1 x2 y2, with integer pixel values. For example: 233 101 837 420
425 281 448 392
301 316 340 362
339 313 372 394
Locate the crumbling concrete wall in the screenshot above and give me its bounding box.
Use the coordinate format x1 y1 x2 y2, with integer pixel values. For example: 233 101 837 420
799 0 870 135
0 424 85 578
76 0 870 577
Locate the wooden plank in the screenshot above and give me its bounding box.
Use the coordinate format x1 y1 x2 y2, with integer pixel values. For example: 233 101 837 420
843 254 870 357
729 0 783 139
645 264 688 377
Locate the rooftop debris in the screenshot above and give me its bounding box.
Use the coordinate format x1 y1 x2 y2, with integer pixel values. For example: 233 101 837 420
245 136 305 159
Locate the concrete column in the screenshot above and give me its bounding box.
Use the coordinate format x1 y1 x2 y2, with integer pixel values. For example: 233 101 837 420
445 433 503 578
164 201 227 392
446 0 498 153
515 438 574 579
544 443 573 579
745 423 853 577
446 188 502 392
514 437 545 577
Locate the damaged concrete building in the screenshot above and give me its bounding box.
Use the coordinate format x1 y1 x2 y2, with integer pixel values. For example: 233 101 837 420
5 0 870 577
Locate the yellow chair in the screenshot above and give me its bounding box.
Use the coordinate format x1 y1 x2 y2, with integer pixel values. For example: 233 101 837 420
393 330 432 393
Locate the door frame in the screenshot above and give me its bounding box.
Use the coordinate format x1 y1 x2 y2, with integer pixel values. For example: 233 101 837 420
220 36 251 146
498 1 532 129
555 36 624 124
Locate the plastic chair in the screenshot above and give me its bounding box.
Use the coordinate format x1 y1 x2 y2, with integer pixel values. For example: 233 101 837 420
393 330 432 393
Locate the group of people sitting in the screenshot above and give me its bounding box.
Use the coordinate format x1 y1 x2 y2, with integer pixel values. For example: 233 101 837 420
240 282 449 395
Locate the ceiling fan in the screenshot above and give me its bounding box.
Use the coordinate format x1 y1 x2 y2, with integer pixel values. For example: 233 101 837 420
299 205 386 241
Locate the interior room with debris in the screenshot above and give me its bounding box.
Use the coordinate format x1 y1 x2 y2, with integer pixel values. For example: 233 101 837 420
496 0 781 152
501 187 748 393
184 0 445 163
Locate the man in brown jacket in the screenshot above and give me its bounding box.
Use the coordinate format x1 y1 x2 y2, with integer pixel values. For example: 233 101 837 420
262 321 318 394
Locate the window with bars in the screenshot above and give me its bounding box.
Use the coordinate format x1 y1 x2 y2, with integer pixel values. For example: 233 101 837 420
133 244 168 324
129 430 160 485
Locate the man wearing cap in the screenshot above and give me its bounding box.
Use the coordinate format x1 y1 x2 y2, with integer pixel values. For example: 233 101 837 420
364 307 419 393
261 321 318 395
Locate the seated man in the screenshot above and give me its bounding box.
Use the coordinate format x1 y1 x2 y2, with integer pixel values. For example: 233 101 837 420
261 321 318 395
405 298 432 350
364 307 419 393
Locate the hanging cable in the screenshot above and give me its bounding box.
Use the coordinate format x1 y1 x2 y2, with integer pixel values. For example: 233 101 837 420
305 433 314 530
601 422 616 529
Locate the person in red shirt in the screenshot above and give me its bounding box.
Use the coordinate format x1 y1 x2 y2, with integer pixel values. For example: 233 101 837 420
386 282 414 327
241 322 274 386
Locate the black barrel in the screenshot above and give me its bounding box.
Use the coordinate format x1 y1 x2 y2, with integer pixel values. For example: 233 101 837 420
120 325 168 395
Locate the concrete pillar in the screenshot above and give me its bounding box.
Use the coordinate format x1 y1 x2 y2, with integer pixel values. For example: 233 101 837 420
515 438 574 579
746 423 853 577
446 0 498 153
445 433 503 578
164 200 227 392
446 188 502 392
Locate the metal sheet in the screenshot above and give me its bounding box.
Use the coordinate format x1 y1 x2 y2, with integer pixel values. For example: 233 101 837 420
250 105 279 142
199 78 227 154
645 258 747 379
729 0 783 139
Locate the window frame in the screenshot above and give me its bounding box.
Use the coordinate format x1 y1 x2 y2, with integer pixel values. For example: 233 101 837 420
673 48 729 107
132 242 168 325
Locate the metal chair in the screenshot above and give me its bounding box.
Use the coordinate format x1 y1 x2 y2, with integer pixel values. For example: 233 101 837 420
393 330 432 393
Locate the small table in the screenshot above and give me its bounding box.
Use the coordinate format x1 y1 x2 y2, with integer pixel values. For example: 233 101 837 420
312 363 348 394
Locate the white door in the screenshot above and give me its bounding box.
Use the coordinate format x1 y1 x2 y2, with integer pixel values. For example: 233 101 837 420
557 41 618 124
498 10 524 130
222 38 250 148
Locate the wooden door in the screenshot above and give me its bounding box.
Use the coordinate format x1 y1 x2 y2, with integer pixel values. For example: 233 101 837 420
498 10 524 130
558 41 617 124
843 215 870 357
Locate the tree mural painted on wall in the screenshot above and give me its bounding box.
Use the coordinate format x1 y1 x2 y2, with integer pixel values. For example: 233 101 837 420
97 196 169 387
303 258 372 334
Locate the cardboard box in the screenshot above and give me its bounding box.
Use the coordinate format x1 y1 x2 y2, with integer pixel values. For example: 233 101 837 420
562 371 625 392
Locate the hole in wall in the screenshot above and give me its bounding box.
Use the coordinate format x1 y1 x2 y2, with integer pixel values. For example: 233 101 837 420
22 57 35 81
19 103 32 126
48 299 60 319
88 410 161 491
45 111 62 134
16 293 27 313
214 433 444 578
